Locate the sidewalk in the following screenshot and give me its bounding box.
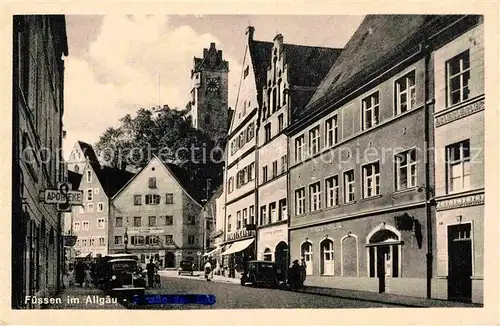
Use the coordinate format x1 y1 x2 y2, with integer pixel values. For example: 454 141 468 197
42 285 125 309
295 285 483 308
158 270 240 284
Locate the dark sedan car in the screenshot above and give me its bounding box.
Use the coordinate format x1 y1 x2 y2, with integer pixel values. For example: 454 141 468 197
240 260 278 288
105 258 145 298
178 260 195 275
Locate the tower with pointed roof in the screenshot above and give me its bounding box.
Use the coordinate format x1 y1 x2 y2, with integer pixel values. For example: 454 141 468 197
185 42 229 142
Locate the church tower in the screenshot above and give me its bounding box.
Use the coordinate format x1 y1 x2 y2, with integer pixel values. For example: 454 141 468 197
186 42 229 142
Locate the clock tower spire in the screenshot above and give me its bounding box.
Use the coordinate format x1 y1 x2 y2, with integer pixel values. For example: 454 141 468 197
186 42 229 142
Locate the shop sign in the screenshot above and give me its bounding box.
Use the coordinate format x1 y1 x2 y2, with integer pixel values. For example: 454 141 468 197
436 193 485 211
210 229 223 239
261 227 285 237
435 99 484 127
63 235 77 247
312 224 343 233
127 227 165 235
226 229 255 241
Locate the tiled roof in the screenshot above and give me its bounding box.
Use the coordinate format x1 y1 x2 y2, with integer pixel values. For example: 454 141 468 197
90 163 135 198
77 141 100 164
249 40 274 107
301 15 462 119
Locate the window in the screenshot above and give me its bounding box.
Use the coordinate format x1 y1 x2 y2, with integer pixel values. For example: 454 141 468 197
272 88 277 113
447 51 470 106
97 218 105 229
97 202 104 212
272 160 278 178
165 235 174 245
269 202 277 223
249 206 255 225
247 162 255 181
145 194 161 205
395 149 417 191
82 221 89 231
237 211 242 229
79 205 85 214
309 126 320 155
281 155 287 174
227 215 232 233
148 177 157 188
131 236 144 246
395 71 416 114
166 193 174 204
115 217 122 227
247 123 255 141
114 236 123 245
74 222 80 232
87 203 94 212
344 170 355 203
362 92 380 130
325 176 339 208
133 195 142 205
309 182 321 212
263 248 273 261
447 140 471 193
187 215 195 225
228 177 234 193
262 166 268 183
295 188 305 215
188 235 195 245
242 208 248 227
76 239 80 247
295 135 304 162
301 242 313 275
86 170 92 183
325 116 338 147
165 215 173 225
134 217 141 227
146 235 159 246
362 162 380 198
82 238 87 247
321 239 334 275
99 237 105 246
278 114 284 132
264 123 271 142
278 199 287 221
149 216 157 227
260 206 267 225
87 189 93 201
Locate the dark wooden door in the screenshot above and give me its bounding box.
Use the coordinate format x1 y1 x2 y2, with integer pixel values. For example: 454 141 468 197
376 246 389 293
448 224 472 302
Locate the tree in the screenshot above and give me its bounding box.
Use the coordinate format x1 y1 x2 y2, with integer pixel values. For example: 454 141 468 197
95 106 225 200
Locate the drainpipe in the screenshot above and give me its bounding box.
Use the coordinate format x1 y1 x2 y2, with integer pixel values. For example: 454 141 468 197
423 43 433 299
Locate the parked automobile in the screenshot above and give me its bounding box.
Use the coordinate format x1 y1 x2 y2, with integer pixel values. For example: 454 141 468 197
240 260 278 288
94 254 139 288
178 260 195 275
104 258 145 299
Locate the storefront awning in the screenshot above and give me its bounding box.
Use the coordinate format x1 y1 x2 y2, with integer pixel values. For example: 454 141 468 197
203 245 222 257
222 238 254 256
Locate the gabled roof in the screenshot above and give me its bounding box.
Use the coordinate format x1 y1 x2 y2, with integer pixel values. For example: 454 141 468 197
301 15 463 119
77 141 100 164
67 170 82 190
89 162 135 198
249 40 274 108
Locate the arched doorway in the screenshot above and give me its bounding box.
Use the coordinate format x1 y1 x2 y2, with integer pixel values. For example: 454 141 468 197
263 248 272 261
301 241 313 275
275 241 288 282
367 226 402 293
320 239 334 275
165 252 175 268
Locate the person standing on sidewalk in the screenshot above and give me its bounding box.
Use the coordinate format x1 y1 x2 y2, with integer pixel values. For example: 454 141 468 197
146 258 155 288
300 258 307 287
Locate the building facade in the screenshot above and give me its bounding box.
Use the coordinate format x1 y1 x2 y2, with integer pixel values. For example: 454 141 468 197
109 156 203 269
431 19 484 304
71 160 134 258
186 42 230 142
285 15 483 301
221 27 272 278
66 140 100 174
12 15 68 308
255 34 341 281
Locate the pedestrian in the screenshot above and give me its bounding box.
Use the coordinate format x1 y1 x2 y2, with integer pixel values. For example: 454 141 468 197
300 258 307 286
68 267 75 287
204 259 212 281
84 265 93 287
75 261 85 287
146 258 155 288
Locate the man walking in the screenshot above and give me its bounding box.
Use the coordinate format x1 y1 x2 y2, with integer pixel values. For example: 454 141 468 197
146 258 156 288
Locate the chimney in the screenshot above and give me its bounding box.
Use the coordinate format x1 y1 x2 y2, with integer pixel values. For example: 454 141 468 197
210 42 216 50
246 26 255 42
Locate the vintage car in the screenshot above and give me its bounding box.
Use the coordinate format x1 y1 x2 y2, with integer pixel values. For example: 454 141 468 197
104 258 146 298
178 260 195 275
240 260 278 288
94 254 139 288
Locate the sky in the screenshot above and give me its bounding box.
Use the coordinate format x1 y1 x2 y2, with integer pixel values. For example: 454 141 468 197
63 15 364 158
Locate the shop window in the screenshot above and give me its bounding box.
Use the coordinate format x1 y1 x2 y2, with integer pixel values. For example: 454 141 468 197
321 239 334 275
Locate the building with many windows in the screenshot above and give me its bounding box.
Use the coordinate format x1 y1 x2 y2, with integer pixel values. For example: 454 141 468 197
431 18 484 303
109 156 203 269
71 158 134 258
285 15 483 302
255 33 341 281
12 15 68 308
